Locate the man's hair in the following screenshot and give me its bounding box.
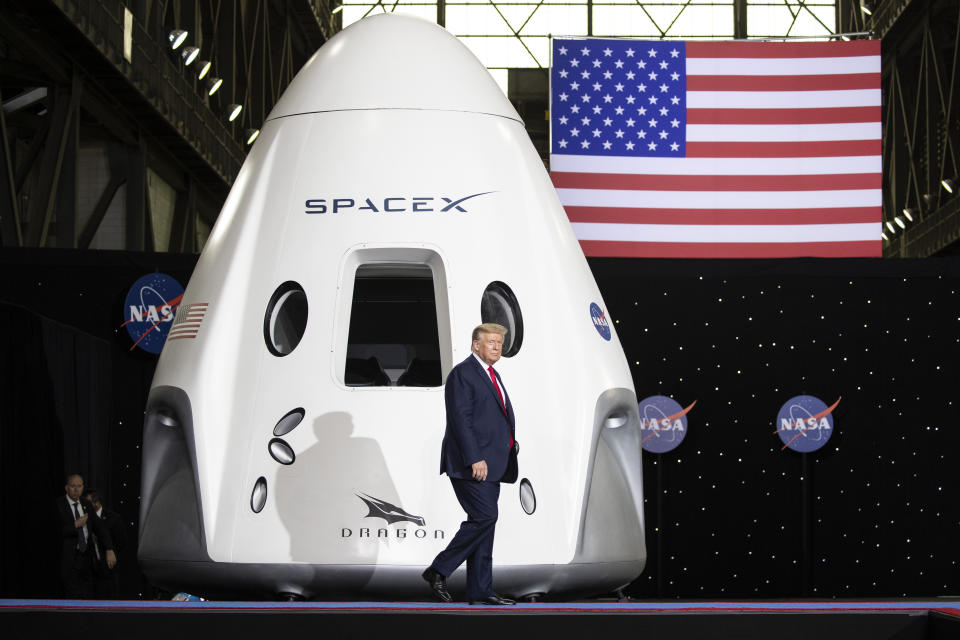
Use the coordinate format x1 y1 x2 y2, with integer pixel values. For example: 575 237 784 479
65 473 83 484
472 323 508 342
84 489 101 505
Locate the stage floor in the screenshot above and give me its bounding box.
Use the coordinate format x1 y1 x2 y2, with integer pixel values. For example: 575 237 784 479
2 599 959 639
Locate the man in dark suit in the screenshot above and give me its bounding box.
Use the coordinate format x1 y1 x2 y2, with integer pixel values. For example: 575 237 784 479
422 323 519 605
84 489 127 599
56 474 116 598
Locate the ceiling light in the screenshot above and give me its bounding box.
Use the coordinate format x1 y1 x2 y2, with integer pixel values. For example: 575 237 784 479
860 1 873 16
197 60 211 80
901 208 915 222
181 46 199 66
227 104 242 122
332 5 344 14
168 29 188 50
943 178 957 194
885 221 896 234
894 216 906 229
207 77 222 96
922 193 936 208
881 231 889 241
246 128 260 144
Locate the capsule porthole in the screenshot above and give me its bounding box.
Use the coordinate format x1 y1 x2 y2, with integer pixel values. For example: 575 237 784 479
519 478 536 515
264 281 308 357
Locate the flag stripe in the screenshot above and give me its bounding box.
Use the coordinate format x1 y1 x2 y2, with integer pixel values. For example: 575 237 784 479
687 122 880 142
550 154 880 176
686 40 881 58
688 73 879 91
687 106 880 125
687 89 881 109
686 140 880 158
687 56 880 76
556 188 880 209
571 222 879 243
552 172 881 192
564 206 880 226
579 240 882 258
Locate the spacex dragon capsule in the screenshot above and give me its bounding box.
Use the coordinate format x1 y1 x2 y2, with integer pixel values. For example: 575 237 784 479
139 13 646 600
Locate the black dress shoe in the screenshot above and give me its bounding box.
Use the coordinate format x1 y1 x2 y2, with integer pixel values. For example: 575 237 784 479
421 567 452 603
469 594 516 606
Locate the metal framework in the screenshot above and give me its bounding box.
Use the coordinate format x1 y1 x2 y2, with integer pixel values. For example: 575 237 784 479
847 0 960 257
3 0 958 257
0 0 335 251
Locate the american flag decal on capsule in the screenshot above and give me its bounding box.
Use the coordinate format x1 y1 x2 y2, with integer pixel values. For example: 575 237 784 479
167 302 209 341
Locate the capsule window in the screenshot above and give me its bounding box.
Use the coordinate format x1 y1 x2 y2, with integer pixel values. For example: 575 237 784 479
519 478 536 515
268 438 295 465
251 477 267 513
273 408 305 437
481 281 523 357
345 264 442 387
264 282 308 357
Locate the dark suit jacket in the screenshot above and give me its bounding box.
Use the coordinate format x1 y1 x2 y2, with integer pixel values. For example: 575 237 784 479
56 496 114 571
440 355 518 484
92 507 126 571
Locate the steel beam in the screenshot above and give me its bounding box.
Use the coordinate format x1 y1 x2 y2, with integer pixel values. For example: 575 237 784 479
879 0 960 256
0 91 23 247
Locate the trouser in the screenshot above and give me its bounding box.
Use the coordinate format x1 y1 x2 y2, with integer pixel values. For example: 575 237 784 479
430 479 500 600
62 549 95 599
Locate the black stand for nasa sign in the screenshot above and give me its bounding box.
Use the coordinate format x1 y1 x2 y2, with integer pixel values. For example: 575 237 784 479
775 395 840 595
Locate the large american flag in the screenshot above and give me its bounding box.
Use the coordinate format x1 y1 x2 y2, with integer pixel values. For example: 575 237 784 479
549 38 881 258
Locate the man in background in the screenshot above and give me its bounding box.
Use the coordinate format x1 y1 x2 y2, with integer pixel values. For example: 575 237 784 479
84 488 126 599
55 474 116 598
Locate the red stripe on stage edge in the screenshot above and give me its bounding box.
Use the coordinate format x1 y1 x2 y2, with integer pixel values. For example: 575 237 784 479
579 240 882 259
686 140 881 158
551 172 881 192
564 206 880 226
686 40 880 58
687 106 881 125
687 73 879 92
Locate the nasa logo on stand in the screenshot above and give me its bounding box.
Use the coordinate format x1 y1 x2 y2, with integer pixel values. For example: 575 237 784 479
639 395 696 453
590 302 611 341
775 395 840 453
122 273 184 354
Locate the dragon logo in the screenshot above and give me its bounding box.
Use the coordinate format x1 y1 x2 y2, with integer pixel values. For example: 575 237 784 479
356 493 425 526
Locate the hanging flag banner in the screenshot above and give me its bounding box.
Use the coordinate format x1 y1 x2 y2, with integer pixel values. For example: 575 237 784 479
122 273 184 354
549 38 881 258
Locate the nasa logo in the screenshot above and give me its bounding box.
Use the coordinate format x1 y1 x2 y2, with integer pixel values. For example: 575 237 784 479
589 302 611 341
304 191 494 215
775 395 840 453
122 273 184 355
639 396 696 453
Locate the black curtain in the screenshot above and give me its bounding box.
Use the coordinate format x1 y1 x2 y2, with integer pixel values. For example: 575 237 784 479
0 304 110 597
0 248 197 599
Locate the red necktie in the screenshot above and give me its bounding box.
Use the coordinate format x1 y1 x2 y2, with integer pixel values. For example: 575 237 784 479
488 366 513 448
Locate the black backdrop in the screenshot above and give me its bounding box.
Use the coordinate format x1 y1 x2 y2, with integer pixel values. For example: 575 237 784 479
1 248 958 599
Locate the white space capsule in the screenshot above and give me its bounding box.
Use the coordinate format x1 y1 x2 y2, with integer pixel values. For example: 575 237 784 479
139 13 645 600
